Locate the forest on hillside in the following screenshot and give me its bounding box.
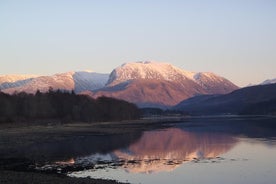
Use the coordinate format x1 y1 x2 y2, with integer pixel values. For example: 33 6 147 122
240 99 276 115
0 89 140 123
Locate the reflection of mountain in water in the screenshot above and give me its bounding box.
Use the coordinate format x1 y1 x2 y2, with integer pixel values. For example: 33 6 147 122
113 128 237 173
71 128 236 174
2 117 276 175
33 116 276 174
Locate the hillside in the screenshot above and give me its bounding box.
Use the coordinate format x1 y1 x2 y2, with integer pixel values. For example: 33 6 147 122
174 83 276 115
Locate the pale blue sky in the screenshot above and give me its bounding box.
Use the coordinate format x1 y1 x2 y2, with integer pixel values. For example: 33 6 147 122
0 0 275 86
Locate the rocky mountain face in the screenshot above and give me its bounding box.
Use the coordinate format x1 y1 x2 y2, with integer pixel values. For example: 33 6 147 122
89 61 239 107
0 61 239 108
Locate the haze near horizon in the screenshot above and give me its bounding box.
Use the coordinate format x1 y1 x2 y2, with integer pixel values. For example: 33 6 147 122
0 0 275 86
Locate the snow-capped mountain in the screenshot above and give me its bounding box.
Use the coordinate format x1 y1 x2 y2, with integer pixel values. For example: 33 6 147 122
0 61 239 108
245 78 276 87
0 74 38 90
107 61 237 94
261 78 276 85
2 72 75 94
1 72 109 94
107 61 195 86
0 78 35 91
89 61 239 107
0 74 38 84
192 72 238 94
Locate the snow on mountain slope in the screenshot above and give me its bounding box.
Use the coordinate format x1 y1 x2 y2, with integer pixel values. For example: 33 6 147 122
193 72 239 94
107 61 238 93
1 61 238 108
0 78 35 90
0 74 39 91
2 71 109 94
107 61 196 86
261 78 276 85
73 72 109 93
88 61 239 107
3 72 75 94
0 74 38 84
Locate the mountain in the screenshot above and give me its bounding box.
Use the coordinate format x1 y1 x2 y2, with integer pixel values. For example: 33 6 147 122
1 72 109 94
88 61 238 107
0 61 239 108
261 78 276 85
0 74 38 90
0 74 38 84
174 83 276 115
245 78 276 87
72 72 109 93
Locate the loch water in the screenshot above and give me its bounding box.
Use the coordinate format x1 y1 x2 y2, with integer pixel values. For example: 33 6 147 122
34 116 276 184
5 116 276 184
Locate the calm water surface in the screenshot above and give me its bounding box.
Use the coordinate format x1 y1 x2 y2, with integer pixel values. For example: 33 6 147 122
49 116 276 184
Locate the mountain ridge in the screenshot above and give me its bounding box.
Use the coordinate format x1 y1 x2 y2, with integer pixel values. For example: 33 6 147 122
1 61 239 108
261 78 276 85
0 71 109 94
87 61 238 107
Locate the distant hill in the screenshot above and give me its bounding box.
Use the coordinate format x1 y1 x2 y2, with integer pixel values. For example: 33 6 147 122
174 83 276 115
261 78 276 85
246 78 276 87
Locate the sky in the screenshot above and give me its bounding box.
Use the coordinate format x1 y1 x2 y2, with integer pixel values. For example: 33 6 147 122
0 0 275 86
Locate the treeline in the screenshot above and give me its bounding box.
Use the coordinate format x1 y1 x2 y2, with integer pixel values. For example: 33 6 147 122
0 89 140 123
141 108 187 117
240 98 276 115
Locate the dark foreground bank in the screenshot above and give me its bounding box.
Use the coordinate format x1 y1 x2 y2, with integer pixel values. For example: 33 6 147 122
0 171 127 184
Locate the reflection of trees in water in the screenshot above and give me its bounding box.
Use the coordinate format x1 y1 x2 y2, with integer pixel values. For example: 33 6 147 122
1 132 143 164
114 128 237 173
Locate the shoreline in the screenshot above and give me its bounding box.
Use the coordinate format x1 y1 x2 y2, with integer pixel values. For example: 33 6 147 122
0 170 128 184
0 118 183 184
